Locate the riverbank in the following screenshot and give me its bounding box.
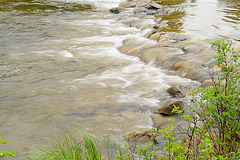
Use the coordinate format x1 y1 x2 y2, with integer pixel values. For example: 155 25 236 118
109 0 240 146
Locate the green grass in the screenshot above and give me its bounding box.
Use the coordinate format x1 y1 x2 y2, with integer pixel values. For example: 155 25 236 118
25 129 104 160
25 134 82 160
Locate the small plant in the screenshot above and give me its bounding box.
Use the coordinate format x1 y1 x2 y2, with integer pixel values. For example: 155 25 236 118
115 135 157 160
0 134 16 159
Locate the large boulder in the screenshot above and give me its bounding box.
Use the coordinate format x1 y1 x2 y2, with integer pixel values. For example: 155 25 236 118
157 100 185 115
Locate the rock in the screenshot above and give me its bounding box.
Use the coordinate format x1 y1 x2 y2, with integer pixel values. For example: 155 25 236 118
133 6 147 14
119 2 128 8
147 2 162 10
167 84 187 98
182 68 209 82
129 20 140 27
147 10 158 15
125 128 156 143
151 113 175 128
172 61 191 71
149 32 161 41
110 7 125 14
118 46 142 55
157 100 185 115
125 1 138 8
140 47 183 66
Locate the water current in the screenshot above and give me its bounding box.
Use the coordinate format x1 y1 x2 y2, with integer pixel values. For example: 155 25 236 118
0 0 239 157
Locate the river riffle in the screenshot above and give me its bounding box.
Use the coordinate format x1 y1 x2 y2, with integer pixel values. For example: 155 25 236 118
0 0 239 158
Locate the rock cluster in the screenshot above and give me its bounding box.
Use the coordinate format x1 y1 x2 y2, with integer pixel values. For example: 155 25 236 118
109 0 225 144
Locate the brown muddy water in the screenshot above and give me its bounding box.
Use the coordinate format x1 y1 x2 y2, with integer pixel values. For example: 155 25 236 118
0 0 239 158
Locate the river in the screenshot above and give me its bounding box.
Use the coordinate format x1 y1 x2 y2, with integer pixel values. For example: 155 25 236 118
0 0 239 158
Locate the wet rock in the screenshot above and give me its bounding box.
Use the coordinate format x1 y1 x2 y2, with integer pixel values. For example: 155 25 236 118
110 7 125 14
149 32 161 41
129 20 140 27
125 128 155 143
141 24 155 30
124 1 138 8
147 10 158 15
119 2 128 8
157 100 185 115
140 47 183 66
181 68 209 82
167 84 187 98
172 61 191 71
151 113 175 128
119 46 142 55
133 6 147 14
170 33 189 42
151 113 186 131
147 2 162 10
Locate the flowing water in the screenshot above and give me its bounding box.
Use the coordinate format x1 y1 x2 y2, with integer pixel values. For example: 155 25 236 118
0 0 239 157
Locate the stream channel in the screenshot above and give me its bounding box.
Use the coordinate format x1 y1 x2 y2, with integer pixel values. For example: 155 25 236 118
0 0 239 157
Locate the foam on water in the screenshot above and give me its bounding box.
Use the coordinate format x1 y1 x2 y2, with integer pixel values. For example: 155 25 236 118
59 50 74 58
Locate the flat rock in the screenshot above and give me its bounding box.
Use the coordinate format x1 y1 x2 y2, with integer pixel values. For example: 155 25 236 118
125 128 155 143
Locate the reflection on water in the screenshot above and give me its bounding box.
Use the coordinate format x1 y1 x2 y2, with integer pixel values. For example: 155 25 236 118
151 0 240 42
220 0 240 24
0 0 94 14
154 0 186 6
